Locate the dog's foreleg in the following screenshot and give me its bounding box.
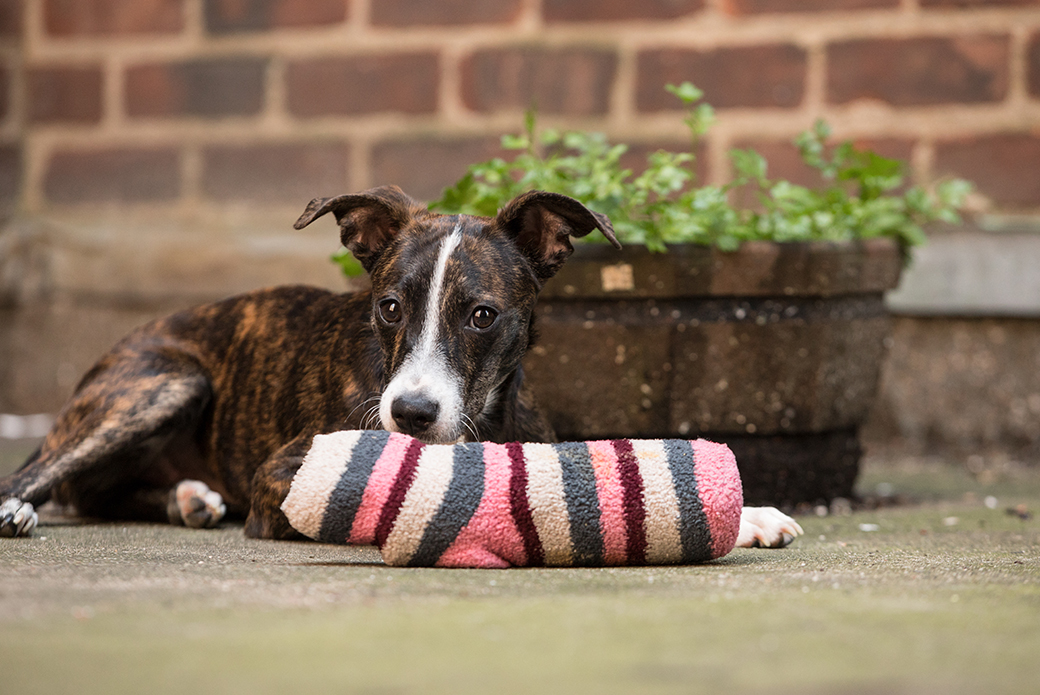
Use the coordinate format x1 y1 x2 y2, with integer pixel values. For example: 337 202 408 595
0 368 211 538
0 498 38 537
167 480 227 529
244 435 313 540
736 507 804 548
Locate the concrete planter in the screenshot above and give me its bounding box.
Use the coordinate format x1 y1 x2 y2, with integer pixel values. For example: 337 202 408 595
522 238 903 507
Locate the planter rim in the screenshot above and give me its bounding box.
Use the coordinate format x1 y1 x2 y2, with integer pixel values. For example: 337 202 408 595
543 236 903 300
573 236 901 254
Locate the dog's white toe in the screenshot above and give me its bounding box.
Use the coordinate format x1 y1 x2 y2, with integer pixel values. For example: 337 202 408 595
0 498 38 538
736 506 804 549
167 480 226 529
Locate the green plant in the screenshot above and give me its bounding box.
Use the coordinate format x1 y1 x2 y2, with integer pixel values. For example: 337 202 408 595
334 84 971 276
432 85 717 253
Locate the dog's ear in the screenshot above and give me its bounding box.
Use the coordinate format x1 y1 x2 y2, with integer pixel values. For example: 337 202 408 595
495 191 620 284
294 185 425 272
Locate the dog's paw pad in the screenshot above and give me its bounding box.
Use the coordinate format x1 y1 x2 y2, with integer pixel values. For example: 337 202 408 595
737 507 803 549
0 498 38 538
167 481 226 529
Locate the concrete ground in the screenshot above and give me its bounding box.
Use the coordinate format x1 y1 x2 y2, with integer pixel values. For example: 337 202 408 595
1 439 1038 695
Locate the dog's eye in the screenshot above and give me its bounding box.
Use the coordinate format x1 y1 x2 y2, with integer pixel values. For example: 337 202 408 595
378 299 402 324
469 306 498 330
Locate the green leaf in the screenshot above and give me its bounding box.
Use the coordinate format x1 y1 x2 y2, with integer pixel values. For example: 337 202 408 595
331 248 365 277
938 178 973 208
665 82 704 105
730 149 769 187
501 134 528 150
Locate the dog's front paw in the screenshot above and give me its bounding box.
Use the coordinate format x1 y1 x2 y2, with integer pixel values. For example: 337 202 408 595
736 506 803 549
0 498 38 538
167 480 226 529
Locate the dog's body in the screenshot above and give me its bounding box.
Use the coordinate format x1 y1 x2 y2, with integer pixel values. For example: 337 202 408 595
0 186 801 548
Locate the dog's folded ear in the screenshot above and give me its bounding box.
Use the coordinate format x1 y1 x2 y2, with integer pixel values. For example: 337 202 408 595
294 185 425 272
495 191 620 284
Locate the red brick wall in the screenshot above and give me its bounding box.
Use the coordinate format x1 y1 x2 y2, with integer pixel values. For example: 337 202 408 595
0 0 21 212
2 0 1040 212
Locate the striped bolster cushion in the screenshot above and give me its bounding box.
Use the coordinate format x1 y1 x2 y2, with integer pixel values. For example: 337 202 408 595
281 431 743 569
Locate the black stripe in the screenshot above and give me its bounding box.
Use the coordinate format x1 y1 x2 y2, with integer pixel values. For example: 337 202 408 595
664 439 714 563
317 430 391 544
408 442 486 567
556 441 603 566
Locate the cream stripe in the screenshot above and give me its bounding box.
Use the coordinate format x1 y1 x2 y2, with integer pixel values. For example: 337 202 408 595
381 443 456 566
632 439 684 564
281 431 363 540
523 443 573 566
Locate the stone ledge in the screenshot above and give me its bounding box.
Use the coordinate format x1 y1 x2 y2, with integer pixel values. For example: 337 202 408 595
886 223 1040 317
0 209 359 413
0 210 352 308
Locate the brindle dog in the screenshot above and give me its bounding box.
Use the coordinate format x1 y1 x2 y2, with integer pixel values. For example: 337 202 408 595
0 186 619 540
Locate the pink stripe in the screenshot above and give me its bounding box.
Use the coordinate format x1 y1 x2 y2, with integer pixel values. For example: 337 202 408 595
588 440 627 565
348 432 413 545
691 440 743 559
437 442 528 568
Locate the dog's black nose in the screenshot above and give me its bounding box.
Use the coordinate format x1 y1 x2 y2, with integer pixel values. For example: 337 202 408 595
391 393 440 436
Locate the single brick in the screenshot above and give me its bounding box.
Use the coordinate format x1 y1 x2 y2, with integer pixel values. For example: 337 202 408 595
827 36 1009 106
126 58 267 118
204 0 347 34
372 0 522 26
543 0 703 22
0 0 22 38
461 47 618 115
287 54 439 117
44 0 183 37
934 134 1040 207
637 45 806 111
0 143 19 206
43 147 180 204
202 142 350 203
371 137 505 202
27 65 104 123
857 137 918 165
1028 33 1040 99
720 0 896 13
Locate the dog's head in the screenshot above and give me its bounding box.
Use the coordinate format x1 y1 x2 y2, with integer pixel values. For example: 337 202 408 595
294 185 619 443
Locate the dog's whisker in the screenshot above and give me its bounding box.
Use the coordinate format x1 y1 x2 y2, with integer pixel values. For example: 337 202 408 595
361 403 384 431
345 395 381 427
461 414 481 443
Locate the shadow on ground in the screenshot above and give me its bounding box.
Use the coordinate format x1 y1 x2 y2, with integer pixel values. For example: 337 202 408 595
1 438 1038 695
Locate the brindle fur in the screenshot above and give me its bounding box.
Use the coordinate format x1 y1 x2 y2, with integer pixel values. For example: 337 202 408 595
0 186 618 540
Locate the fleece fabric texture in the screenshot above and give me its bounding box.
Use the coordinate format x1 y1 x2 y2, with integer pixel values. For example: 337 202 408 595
282 431 743 568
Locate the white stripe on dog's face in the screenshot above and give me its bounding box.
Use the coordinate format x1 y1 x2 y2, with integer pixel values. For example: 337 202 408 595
379 225 464 442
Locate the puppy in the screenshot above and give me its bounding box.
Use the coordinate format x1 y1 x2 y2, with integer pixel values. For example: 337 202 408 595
0 186 801 548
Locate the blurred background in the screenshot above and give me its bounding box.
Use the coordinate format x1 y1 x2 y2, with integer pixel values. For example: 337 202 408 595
0 0 1038 466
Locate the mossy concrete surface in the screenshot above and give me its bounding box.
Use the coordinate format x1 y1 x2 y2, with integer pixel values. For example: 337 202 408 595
1 439 1038 695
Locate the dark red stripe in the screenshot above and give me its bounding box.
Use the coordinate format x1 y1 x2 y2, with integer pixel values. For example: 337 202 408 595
374 438 424 547
613 439 647 565
506 441 544 566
